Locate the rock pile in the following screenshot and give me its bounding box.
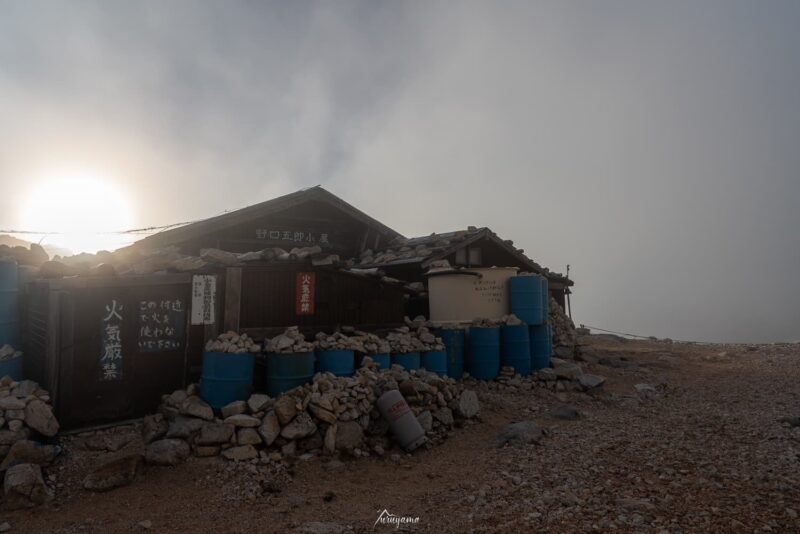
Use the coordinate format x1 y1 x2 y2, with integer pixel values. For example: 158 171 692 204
314 332 368 352
470 317 498 328
549 297 577 353
265 327 316 353
0 377 60 509
25 243 349 280
354 332 391 355
204 331 261 353
0 377 60 454
500 314 523 326
0 243 49 267
476 358 607 395
385 326 444 353
141 358 480 467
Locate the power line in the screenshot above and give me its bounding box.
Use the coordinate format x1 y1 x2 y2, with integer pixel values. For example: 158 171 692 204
0 219 199 236
579 323 720 345
0 205 240 237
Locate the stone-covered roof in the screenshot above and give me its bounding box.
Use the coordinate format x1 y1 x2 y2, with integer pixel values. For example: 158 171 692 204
356 227 573 285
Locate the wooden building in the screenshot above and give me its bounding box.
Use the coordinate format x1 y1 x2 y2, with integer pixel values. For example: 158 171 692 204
132 186 401 258
356 227 574 310
22 187 574 428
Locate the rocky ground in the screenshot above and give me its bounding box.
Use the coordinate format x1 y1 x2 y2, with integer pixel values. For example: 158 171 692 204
2 336 799 533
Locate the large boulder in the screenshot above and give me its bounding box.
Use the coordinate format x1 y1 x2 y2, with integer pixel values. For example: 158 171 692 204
578 374 606 390
179 396 213 421
82 449 142 492
0 441 58 471
3 463 53 509
145 439 190 466
433 407 454 427
196 423 234 446
334 422 363 451
0 397 26 411
220 401 247 419
166 416 204 439
258 411 281 446
141 414 168 444
416 411 433 432
10 380 39 397
274 396 298 425
200 248 239 266
280 412 317 440
223 414 260 428
0 429 30 448
308 403 337 424
455 390 480 419
23 400 59 437
247 394 271 414
537 368 557 381
236 428 262 446
554 364 583 380
171 257 207 272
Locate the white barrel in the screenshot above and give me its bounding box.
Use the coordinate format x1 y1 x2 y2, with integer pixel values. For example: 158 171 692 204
376 390 427 451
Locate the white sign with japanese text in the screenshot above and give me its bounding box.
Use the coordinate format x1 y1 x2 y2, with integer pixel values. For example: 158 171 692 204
191 275 216 325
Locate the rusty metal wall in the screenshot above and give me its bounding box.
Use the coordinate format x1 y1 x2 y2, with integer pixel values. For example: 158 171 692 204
24 275 203 429
60 281 192 428
22 282 51 390
238 264 405 331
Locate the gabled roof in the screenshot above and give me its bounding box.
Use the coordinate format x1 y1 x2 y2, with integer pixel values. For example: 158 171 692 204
135 186 403 249
357 227 573 285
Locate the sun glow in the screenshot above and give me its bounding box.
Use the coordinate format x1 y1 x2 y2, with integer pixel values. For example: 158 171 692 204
20 173 135 255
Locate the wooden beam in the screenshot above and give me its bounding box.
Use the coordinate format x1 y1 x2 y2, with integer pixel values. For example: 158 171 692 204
223 267 242 333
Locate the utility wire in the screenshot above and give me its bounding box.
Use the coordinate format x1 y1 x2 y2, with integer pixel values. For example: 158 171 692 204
0 206 240 237
579 323 724 345
0 221 194 236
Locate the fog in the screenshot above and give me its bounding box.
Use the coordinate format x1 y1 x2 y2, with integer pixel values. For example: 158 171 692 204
1 1 798 342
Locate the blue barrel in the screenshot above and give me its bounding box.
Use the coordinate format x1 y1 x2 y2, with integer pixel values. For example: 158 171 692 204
201 351 255 409
0 260 19 348
266 351 315 397
530 324 551 370
501 324 531 375
391 352 420 371
421 350 447 375
436 329 466 379
371 353 391 370
541 276 550 322
0 354 23 381
467 327 500 380
509 275 544 325
316 349 355 377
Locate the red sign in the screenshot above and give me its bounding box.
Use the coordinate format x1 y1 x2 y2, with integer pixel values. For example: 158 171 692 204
295 272 315 316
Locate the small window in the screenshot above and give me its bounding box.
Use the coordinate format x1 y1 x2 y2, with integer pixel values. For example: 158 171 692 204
468 247 482 266
455 248 468 265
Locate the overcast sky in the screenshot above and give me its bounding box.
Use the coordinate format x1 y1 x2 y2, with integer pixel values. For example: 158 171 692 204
1 1 799 343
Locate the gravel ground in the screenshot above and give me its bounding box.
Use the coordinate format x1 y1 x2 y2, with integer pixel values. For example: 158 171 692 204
3 337 799 533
